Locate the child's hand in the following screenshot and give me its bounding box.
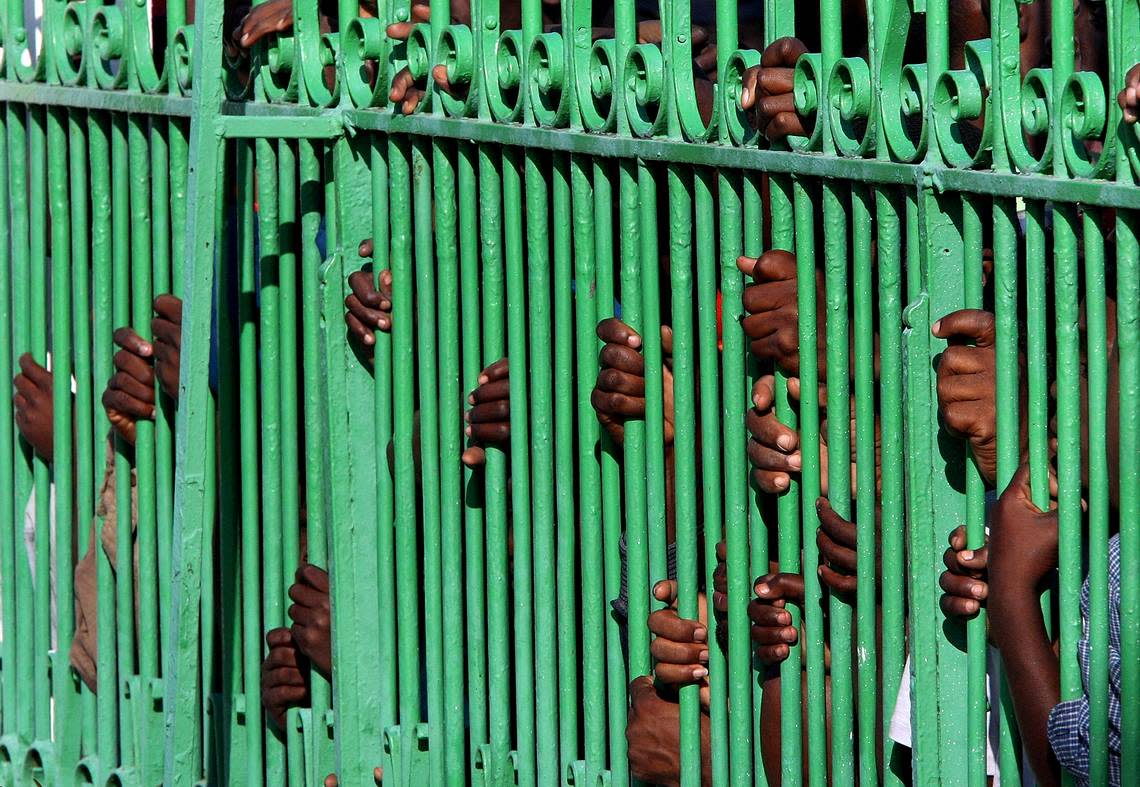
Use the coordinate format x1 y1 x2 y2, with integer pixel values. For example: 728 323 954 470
288 564 333 680
345 240 394 365
387 1 466 113
988 463 1059 597
462 357 509 467
151 294 182 402
748 572 805 665
932 310 998 485
1119 63 1140 124
591 318 675 446
738 251 826 378
626 676 712 787
815 498 858 597
746 374 801 494
939 525 989 619
739 37 809 142
231 0 293 52
647 580 710 708
13 353 54 462
261 627 310 730
104 327 157 445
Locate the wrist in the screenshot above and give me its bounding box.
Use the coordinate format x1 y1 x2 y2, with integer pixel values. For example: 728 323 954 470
987 585 1044 648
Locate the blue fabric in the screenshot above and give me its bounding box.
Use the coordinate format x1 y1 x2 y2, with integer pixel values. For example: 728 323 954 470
1047 534 1122 786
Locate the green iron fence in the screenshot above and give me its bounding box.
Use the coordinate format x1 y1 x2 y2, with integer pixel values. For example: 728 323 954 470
0 0 1138 784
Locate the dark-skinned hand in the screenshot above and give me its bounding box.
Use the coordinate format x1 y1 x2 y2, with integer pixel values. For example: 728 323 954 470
388 1 466 113
940 525 989 619
1119 63 1140 124
288 564 333 680
647 580 710 708
261 627 310 731
103 326 157 445
747 374 802 494
748 572 805 666
988 463 1060 598
815 497 859 597
152 294 182 402
738 250 825 378
345 239 394 365
933 309 998 485
13 354 54 462
739 37 810 142
591 317 675 445
626 676 712 787
462 357 510 467
231 0 293 52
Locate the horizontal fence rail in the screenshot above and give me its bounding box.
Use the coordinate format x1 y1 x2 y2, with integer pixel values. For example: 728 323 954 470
0 0 1137 785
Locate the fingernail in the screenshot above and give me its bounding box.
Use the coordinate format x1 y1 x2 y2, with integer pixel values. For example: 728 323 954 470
971 583 985 599
364 334 375 345
753 394 762 407
788 454 802 470
783 628 797 642
932 319 941 334
712 591 726 608
756 583 770 596
777 612 790 625
775 476 789 490
465 426 472 436
693 627 707 642
741 88 750 105
698 650 709 663
478 375 489 384
467 395 475 405
961 550 973 560
777 435 795 451
692 667 708 679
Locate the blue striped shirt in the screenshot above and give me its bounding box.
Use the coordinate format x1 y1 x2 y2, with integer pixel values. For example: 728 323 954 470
1047 534 1122 786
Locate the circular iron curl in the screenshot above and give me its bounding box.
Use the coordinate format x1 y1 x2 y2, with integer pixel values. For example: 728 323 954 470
669 28 719 141
622 43 666 138
723 49 761 146
172 26 194 92
877 0 927 162
341 17 386 108
257 28 300 102
221 37 254 101
789 53 824 152
56 2 88 86
529 32 570 127
827 56 877 156
90 5 128 90
126 0 167 92
932 38 993 168
576 37 618 132
1060 70 1115 178
435 25 479 117
989 0 1053 172
294 0 338 107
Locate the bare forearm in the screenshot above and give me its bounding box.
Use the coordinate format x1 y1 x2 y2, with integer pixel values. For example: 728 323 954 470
991 589 1061 787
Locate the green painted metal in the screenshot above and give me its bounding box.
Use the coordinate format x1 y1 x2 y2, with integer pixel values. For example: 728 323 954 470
0 1 1137 785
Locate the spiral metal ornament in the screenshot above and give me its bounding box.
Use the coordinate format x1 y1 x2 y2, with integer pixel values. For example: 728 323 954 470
1060 70 1115 178
436 25 479 117
7 19 43 83
723 49 761 146
932 39 993 168
623 43 667 138
259 31 300 103
990 0 1053 172
171 26 194 92
585 39 619 131
789 53 824 152
878 0 927 161
56 2 88 86
127 0 167 92
669 5 718 141
90 5 128 89
828 56 877 156
529 32 569 127
222 41 254 101
295 0 339 107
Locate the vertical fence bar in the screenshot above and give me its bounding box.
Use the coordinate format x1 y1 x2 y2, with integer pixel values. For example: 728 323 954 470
433 137 467 786
0 96 14 743
457 139 489 767
552 151 579 778
1082 211 1110 785
694 166 728 787
593 158 627 783
524 147 559 787
666 164 701 787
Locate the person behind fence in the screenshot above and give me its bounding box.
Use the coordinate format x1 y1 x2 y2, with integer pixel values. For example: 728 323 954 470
70 294 182 690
